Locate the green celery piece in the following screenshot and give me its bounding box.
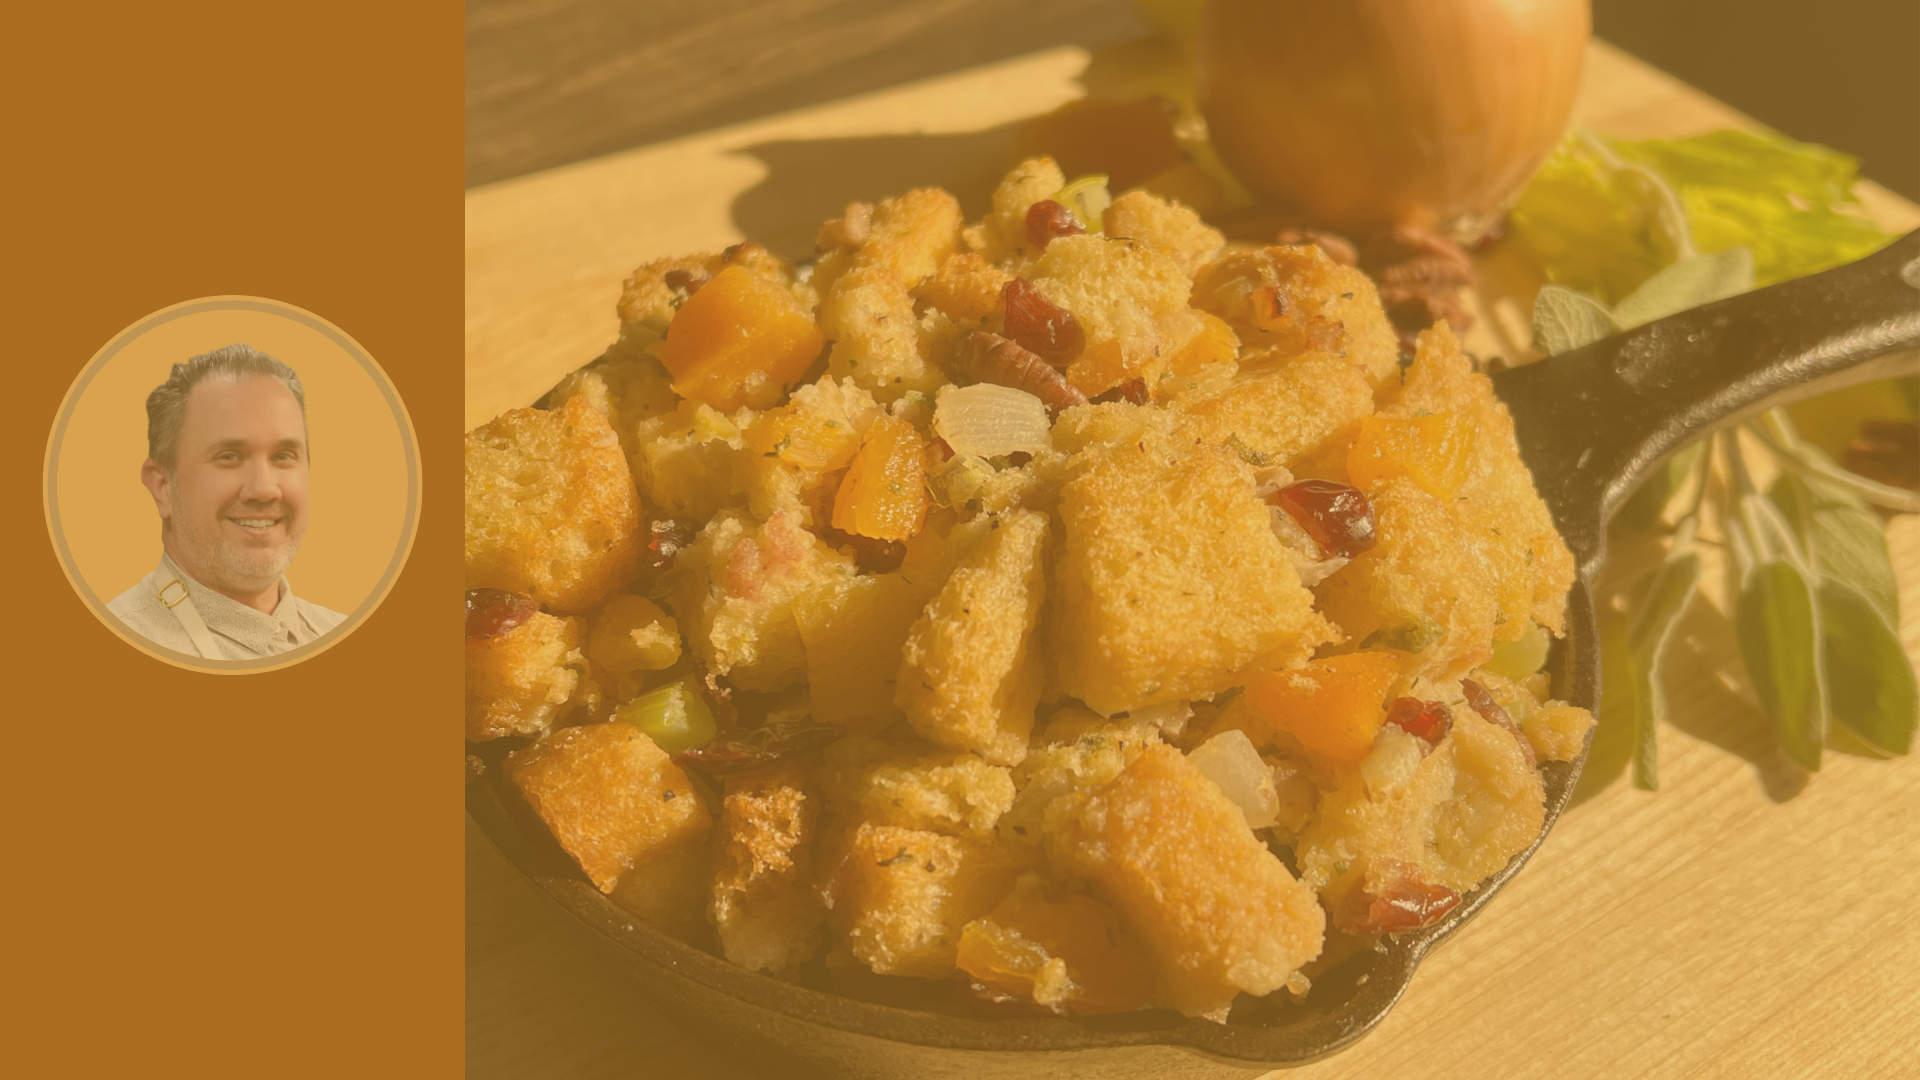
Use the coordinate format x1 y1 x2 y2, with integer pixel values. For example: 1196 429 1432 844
1610 130 1892 286
1624 544 1703 789
1485 623 1551 680
1817 579 1918 755
1510 139 1670 304
619 674 717 754
1734 559 1829 772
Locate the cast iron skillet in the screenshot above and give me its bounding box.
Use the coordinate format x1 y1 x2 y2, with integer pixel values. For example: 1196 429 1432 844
467 231 1920 1079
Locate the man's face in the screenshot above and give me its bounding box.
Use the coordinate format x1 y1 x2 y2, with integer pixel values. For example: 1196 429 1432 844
144 375 310 600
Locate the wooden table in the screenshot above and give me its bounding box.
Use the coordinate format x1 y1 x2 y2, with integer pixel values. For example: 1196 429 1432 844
466 37 1920 1079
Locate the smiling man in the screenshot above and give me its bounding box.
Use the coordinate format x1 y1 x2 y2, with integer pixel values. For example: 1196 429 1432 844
108 344 345 659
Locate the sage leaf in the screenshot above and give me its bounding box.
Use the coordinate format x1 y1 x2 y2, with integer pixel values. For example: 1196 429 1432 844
1624 546 1703 789
1817 579 1917 755
1611 246 1756 328
1734 560 1828 771
1532 284 1624 356
1770 470 1900 625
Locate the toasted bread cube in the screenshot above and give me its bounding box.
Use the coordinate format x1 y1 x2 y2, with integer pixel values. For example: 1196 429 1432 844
913 251 1014 324
1101 190 1224 278
896 509 1050 765
1029 233 1191 396
1386 325 1576 637
793 572 926 727
1190 245 1400 386
825 823 1026 977
1314 477 1503 677
819 266 946 403
999 713 1164 845
709 765 828 973
465 396 643 613
822 737 1016 839
609 836 713 945
546 351 680 464
465 609 586 741
1173 352 1375 468
1046 744 1325 1017
637 400 755 522
1050 432 1338 714
974 157 1067 267
669 509 857 691
508 722 711 893
586 594 681 678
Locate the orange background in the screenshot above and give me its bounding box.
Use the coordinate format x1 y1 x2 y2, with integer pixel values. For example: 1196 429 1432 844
5 3 459 1076
53 303 410 616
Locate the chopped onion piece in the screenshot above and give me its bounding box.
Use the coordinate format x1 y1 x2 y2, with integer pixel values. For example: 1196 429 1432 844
1361 726 1425 799
1187 729 1280 829
934 384 1053 459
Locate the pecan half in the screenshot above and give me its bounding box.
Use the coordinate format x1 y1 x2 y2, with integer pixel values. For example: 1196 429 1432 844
949 330 1088 417
1001 278 1085 366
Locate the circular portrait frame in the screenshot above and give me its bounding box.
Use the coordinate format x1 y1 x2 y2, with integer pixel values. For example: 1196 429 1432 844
43 296 421 674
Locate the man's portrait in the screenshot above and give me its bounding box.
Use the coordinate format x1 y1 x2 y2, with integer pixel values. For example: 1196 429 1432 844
107 345 347 658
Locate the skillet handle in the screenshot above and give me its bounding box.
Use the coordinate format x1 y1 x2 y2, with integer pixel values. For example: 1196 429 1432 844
1491 229 1920 582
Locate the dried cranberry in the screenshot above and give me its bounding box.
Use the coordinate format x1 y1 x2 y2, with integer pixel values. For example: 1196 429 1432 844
465 589 538 639
1384 697 1452 744
1352 880 1462 934
1025 199 1085 249
1272 480 1377 557
662 268 708 295
674 720 845 775
1462 678 1537 769
1001 278 1085 366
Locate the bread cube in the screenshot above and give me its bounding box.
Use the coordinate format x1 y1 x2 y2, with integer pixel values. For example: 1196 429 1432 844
999 712 1163 845
465 609 585 741
1028 233 1191 396
545 350 679 464
669 509 857 691
1045 744 1325 1017
709 764 828 973
636 400 755 522
824 822 1026 977
819 266 945 403
1173 351 1375 468
821 737 1016 840
1050 432 1338 714
1100 190 1224 277
1385 325 1576 637
792 572 926 727
896 509 1050 764
465 396 643 613
585 594 681 678
507 721 711 892
1190 245 1400 386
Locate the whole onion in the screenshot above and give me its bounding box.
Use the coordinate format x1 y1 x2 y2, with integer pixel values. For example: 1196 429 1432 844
1197 0 1590 240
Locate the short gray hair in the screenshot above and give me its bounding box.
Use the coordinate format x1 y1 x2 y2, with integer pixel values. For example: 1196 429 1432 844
146 344 307 470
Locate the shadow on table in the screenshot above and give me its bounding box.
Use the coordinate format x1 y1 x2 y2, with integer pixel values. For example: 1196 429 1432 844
729 125 1024 265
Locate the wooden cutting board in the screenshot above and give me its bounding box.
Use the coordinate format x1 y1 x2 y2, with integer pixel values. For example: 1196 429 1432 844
465 38 1920 1080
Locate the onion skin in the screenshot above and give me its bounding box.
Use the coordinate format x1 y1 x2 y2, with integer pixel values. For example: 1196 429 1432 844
1197 0 1589 239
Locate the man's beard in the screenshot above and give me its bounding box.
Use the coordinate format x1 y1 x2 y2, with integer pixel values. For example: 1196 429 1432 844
172 505 303 599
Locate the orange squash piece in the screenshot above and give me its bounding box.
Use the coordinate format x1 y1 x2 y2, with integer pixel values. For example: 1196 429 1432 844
955 884 1154 1016
655 265 824 411
745 403 862 471
1346 413 1476 500
1238 651 1403 767
831 416 928 540
1065 337 1131 398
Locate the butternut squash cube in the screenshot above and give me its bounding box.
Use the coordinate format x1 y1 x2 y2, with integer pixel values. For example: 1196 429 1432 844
1234 652 1404 768
832 415 929 541
955 877 1154 1015
654 265 824 411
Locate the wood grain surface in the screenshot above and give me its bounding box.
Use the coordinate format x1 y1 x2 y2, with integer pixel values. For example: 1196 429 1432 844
465 36 1920 1079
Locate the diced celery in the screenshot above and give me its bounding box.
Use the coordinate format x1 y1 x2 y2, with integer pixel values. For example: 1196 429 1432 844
1485 624 1551 680
618 674 717 754
1053 174 1112 231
